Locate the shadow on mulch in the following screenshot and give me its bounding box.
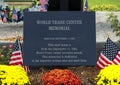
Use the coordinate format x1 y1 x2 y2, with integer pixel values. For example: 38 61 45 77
28 66 99 85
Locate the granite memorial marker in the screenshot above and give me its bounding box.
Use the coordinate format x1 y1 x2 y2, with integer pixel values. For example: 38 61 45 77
24 12 96 66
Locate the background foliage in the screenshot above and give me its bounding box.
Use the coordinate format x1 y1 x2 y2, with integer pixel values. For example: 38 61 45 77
88 0 120 10
0 45 13 65
90 4 120 11
107 13 120 43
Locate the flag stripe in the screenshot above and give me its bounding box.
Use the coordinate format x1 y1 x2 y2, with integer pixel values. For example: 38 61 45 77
10 57 22 61
96 62 104 69
117 52 120 56
96 53 112 69
23 66 30 72
100 53 113 64
97 57 107 67
12 51 21 54
9 62 23 65
113 55 120 64
9 59 23 64
113 59 119 64
12 53 21 56
10 55 22 59
96 61 104 69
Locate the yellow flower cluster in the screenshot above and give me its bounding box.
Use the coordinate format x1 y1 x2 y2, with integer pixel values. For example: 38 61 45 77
0 65 31 85
96 65 120 85
90 4 119 11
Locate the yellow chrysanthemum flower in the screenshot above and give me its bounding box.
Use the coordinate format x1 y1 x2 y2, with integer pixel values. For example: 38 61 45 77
0 65 31 85
96 65 120 85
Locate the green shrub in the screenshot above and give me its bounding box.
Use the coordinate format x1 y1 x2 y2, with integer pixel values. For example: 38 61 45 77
107 13 120 43
90 4 120 11
0 45 13 65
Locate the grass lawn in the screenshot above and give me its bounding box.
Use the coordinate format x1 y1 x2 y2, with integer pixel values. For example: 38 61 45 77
86 0 120 9
9 5 30 9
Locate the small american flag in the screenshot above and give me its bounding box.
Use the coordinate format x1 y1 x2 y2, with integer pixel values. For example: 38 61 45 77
96 38 120 70
12 6 18 21
40 0 47 12
83 0 89 12
9 37 29 72
3 11 7 23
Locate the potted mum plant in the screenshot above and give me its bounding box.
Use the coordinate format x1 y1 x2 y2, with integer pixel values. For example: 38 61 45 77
96 65 120 85
41 69 81 85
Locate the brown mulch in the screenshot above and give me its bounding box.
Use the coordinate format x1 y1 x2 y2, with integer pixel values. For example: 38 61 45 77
28 66 99 85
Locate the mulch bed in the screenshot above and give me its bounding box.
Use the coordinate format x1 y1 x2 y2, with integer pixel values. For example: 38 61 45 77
28 66 99 85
